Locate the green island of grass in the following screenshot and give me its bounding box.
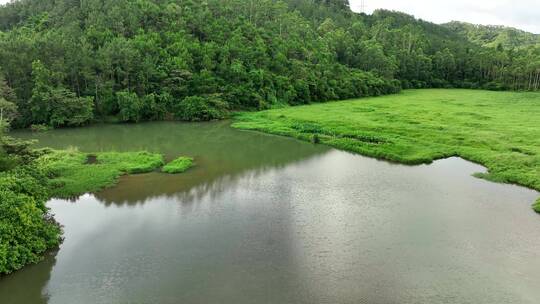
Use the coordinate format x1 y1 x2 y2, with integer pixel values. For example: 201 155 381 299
36 149 165 198
162 157 195 174
233 89 540 213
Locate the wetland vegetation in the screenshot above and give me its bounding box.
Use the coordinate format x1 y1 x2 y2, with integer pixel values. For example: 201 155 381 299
234 89 540 211
162 157 195 174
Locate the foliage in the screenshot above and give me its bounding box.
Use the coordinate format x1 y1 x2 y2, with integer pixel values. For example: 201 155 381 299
234 89 540 212
116 91 143 122
29 61 94 127
162 157 194 174
0 69 18 126
0 0 537 128
30 124 51 132
0 128 62 275
0 98 17 125
1 129 38 172
174 96 228 121
444 21 540 49
36 149 164 198
0 166 62 274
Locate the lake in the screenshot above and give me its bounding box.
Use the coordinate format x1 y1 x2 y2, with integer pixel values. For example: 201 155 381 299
1 121 539 304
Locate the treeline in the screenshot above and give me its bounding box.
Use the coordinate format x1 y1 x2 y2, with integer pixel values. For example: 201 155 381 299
443 21 540 49
0 0 538 128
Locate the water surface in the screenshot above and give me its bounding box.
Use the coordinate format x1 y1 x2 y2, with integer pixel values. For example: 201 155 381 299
2 122 539 304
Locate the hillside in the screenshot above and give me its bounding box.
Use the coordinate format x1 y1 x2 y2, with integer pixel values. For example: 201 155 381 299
0 0 538 129
444 21 540 49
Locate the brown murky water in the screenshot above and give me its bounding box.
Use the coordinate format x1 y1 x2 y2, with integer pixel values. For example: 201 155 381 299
2 121 539 304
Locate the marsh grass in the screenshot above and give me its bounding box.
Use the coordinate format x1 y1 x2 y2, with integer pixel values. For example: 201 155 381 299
162 157 194 174
37 148 164 198
233 89 540 212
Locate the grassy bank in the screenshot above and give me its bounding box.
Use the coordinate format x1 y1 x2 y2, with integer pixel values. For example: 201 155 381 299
36 149 165 198
233 89 540 212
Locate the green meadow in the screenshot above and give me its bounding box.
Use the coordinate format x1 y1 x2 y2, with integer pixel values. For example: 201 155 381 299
233 89 540 212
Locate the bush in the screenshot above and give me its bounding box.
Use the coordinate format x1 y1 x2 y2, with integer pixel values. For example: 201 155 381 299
48 90 94 127
174 95 229 121
162 157 194 174
141 93 171 121
30 124 51 132
117 91 143 122
0 166 62 274
483 81 505 91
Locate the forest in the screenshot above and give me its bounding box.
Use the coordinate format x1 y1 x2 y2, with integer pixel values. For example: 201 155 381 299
0 0 538 129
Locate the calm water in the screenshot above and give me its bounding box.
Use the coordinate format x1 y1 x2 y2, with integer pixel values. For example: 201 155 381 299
2 121 539 304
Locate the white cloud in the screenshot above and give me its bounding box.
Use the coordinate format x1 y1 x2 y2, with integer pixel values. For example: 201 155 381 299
349 0 540 33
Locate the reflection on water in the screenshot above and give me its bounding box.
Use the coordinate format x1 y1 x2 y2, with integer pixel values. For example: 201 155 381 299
0 250 57 304
2 122 540 304
13 121 330 205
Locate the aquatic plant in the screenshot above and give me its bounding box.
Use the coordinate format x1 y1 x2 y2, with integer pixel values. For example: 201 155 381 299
162 157 194 174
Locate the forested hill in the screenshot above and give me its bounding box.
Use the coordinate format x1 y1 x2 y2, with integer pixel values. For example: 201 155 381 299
443 21 540 49
0 0 539 128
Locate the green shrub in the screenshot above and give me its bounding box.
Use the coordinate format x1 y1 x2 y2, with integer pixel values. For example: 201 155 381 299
30 124 51 132
48 92 94 127
0 166 62 274
162 157 194 174
117 91 143 122
533 199 540 214
174 95 229 121
141 93 171 121
29 61 94 127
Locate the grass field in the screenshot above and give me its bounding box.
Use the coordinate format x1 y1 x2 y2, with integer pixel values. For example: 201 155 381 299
233 89 540 212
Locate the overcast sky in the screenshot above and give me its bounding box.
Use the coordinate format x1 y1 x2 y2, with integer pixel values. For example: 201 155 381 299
0 0 538 33
349 0 540 33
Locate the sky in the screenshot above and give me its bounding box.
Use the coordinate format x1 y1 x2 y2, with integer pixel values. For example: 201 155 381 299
0 0 538 33
349 0 540 33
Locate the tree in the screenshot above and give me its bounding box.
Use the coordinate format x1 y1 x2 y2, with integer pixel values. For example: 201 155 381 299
0 0 536 129
116 91 143 122
174 95 229 121
0 71 18 127
29 60 93 127
0 98 17 127
0 71 16 103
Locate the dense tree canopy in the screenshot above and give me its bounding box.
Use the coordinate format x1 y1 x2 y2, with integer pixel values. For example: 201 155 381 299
0 0 538 127
444 21 540 49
